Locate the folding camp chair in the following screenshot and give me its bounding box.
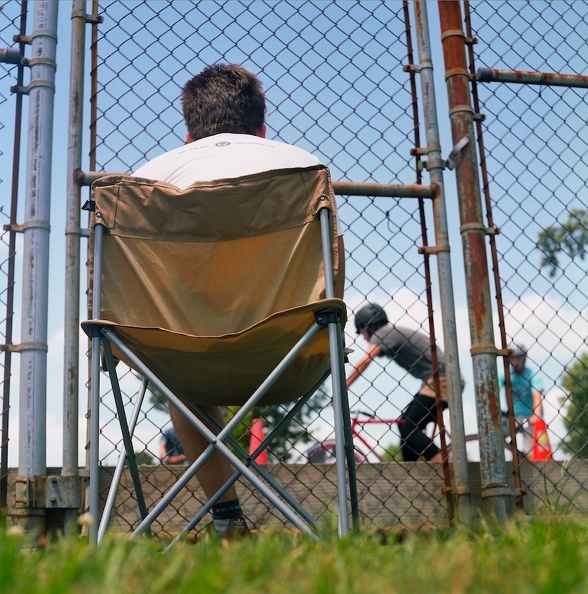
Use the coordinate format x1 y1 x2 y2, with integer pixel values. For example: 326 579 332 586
82 165 359 544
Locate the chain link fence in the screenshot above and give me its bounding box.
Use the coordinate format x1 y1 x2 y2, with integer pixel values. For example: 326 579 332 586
88 0 452 534
1 0 587 536
465 0 588 512
0 0 27 517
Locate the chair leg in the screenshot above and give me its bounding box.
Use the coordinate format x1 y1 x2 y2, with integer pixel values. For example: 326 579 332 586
339 378 360 533
327 321 351 536
102 341 150 530
97 322 351 542
89 334 102 545
105 327 323 540
97 377 149 544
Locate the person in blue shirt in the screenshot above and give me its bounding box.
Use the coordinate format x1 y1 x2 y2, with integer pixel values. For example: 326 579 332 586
159 425 187 465
503 344 544 456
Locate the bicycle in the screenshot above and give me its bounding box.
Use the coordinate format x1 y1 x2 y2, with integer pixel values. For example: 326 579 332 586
307 409 438 463
306 409 521 463
460 411 530 463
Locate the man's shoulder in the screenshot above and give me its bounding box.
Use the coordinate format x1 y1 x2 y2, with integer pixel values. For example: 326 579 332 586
132 133 322 187
525 366 543 387
132 144 185 179
204 133 322 164
373 324 400 346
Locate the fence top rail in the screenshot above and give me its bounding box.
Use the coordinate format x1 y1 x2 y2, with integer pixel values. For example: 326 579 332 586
79 171 436 200
477 68 588 89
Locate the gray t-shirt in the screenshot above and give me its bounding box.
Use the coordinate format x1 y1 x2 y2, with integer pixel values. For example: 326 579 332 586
370 324 445 382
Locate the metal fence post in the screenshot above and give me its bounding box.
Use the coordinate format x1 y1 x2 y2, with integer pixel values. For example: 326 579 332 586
413 0 472 527
0 0 28 528
437 0 509 524
16 0 58 536
59 0 91 530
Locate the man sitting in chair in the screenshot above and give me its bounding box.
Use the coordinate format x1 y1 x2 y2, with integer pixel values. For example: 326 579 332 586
133 63 344 539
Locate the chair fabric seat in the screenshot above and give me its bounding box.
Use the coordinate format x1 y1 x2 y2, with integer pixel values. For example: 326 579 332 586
83 298 346 406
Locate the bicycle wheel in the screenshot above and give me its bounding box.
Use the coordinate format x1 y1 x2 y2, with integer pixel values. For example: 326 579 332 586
447 434 516 462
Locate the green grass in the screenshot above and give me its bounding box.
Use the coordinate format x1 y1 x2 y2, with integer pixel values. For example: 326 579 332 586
1 517 587 593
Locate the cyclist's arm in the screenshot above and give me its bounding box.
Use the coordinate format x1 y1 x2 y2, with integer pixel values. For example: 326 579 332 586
160 437 168 463
335 236 345 299
347 343 381 387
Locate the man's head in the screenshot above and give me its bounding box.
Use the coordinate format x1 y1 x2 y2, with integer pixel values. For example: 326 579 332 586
509 343 527 374
354 303 388 338
181 63 266 142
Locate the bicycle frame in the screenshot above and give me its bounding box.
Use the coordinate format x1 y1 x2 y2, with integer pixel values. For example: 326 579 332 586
306 410 445 464
349 411 404 462
350 410 444 462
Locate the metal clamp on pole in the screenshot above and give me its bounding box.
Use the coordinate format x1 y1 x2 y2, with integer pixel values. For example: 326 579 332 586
481 485 517 499
0 47 24 65
3 220 52 233
11 79 56 95
71 7 104 24
0 341 49 353
445 136 469 170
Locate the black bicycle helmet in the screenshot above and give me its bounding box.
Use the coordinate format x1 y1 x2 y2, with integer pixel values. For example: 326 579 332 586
354 303 388 334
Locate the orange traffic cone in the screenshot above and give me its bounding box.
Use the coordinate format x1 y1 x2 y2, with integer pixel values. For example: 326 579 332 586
249 418 268 464
531 418 553 461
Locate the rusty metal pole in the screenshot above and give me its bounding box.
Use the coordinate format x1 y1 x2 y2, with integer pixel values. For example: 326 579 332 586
437 0 509 523
477 67 588 88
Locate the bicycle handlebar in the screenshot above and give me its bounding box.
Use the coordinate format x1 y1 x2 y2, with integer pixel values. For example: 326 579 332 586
353 410 377 419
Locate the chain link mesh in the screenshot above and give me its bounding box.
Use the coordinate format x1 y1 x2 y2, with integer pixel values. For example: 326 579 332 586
89 0 448 534
0 0 26 513
466 0 588 512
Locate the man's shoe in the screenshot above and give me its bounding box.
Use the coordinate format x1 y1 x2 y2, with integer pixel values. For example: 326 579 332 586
218 516 250 541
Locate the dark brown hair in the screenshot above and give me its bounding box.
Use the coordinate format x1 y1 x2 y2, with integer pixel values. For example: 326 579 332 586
181 63 266 141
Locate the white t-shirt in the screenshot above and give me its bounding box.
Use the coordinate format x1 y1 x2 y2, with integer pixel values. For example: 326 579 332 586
133 132 341 235
133 133 322 188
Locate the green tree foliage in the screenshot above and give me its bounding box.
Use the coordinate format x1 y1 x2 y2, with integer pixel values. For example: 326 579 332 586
134 450 155 465
537 208 588 277
561 352 588 458
382 441 403 461
224 384 329 463
538 211 588 457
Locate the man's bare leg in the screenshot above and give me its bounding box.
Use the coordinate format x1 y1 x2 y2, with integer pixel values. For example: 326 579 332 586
169 404 238 502
169 404 249 538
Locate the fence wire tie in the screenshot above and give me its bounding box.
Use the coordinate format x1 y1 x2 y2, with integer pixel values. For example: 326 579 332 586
445 136 469 170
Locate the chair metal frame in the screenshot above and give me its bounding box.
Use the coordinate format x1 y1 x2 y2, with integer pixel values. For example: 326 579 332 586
84 170 359 544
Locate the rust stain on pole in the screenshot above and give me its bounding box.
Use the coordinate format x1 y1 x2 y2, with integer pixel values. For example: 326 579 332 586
438 0 509 521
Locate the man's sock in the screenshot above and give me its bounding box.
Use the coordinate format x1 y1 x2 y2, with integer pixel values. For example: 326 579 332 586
211 499 243 534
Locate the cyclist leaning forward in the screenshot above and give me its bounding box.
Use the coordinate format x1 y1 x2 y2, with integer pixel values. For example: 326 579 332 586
347 303 462 462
